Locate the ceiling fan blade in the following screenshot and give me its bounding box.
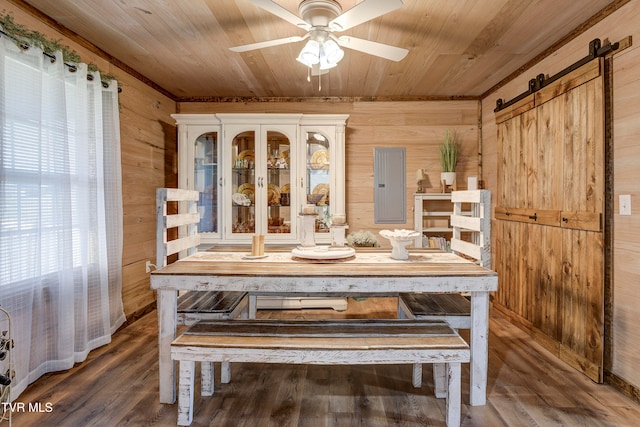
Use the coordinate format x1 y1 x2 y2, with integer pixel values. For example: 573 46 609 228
250 0 311 31
329 0 404 32
229 35 305 53
337 36 408 62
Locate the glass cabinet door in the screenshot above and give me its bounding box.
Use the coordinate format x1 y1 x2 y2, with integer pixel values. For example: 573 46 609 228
194 132 218 234
305 131 331 234
266 131 292 236
230 131 256 235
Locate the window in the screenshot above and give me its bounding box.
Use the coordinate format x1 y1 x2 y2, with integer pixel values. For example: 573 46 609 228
0 38 125 399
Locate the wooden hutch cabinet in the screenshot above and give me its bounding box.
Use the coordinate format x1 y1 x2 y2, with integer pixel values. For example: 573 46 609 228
172 113 349 245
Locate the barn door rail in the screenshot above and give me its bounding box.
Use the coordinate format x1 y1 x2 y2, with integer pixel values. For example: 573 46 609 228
494 38 618 112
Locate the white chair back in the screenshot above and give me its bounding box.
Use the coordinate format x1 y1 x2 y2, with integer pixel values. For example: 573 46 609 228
450 190 491 268
156 188 200 269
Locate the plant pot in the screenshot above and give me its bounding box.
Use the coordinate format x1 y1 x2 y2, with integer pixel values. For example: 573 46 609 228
441 172 456 185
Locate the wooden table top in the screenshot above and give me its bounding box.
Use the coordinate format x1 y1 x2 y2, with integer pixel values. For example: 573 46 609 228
152 249 497 279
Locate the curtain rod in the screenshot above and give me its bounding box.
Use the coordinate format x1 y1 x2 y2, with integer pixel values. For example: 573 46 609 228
0 29 119 91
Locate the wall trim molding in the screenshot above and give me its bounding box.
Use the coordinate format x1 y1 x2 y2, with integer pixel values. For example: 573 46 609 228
605 371 640 404
176 95 479 103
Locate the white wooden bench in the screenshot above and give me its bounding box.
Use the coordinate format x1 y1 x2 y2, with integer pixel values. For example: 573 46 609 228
156 188 249 324
176 290 248 326
171 319 469 427
399 190 491 387
156 188 249 391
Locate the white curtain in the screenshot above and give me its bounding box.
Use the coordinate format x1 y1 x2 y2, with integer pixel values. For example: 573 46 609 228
0 36 126 398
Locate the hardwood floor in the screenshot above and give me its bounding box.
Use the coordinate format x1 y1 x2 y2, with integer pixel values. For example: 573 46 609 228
12 298 640 426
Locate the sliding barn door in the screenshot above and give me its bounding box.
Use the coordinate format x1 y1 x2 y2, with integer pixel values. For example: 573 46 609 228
494 58 604 382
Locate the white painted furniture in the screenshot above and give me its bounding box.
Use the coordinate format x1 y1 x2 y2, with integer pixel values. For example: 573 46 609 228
450 190 491 268
402 190 491 320
400 190 491 386
155 188 249 390
402 190 492 317
172 113 349 245
150 249 498 406
172 114 350 312
171 319 469 427
413 193 454 248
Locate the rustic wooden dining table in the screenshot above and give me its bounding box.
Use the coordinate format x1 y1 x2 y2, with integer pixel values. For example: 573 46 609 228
150 248 498 406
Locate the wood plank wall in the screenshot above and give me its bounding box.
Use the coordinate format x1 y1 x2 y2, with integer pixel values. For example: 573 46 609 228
12 0 640 404
7 1 480 322
481 0 640 396
120 87 177 319
3 3 178 320
178 100 480 246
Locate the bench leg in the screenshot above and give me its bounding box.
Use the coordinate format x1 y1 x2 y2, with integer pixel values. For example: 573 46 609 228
177 360 195 426
201 362 214 396
397 302 408 319
433 363 446 398
221 361 231 384
446 362 461 427
397 297 415 320
412 363 422 388
248 295 258 319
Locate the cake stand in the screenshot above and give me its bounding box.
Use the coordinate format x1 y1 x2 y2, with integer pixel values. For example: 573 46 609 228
379 229 421 260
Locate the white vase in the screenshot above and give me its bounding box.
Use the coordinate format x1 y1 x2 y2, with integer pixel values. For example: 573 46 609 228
441 172 456 185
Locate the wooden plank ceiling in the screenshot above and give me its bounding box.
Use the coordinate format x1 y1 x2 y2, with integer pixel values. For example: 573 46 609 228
19 0 617 100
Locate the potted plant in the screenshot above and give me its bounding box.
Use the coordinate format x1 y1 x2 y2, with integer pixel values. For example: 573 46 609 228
439 130 459 185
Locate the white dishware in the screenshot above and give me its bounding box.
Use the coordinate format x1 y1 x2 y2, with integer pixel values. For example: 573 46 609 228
379 229 420 260
291 245 355 260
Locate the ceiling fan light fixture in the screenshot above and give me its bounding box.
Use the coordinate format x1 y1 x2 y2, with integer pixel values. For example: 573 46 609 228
298 37 344 70
322 39 344 66
232 0 409 66
297 39 321 66
237 0 408 89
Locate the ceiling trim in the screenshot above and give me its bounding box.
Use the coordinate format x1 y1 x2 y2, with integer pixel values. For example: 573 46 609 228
176 95 480 104
480 0 631 100
9 0 177 101
12 0 626 104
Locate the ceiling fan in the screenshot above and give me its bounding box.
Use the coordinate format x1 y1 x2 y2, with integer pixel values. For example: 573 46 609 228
230 0 408 74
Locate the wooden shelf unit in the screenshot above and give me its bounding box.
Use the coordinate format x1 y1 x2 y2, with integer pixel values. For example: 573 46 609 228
413 193 454 248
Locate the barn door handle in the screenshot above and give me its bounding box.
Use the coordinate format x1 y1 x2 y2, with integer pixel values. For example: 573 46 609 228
528 213 537 221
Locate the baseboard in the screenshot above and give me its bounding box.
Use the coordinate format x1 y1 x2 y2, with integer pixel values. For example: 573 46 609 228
115 301 157 333
605 371 640 404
